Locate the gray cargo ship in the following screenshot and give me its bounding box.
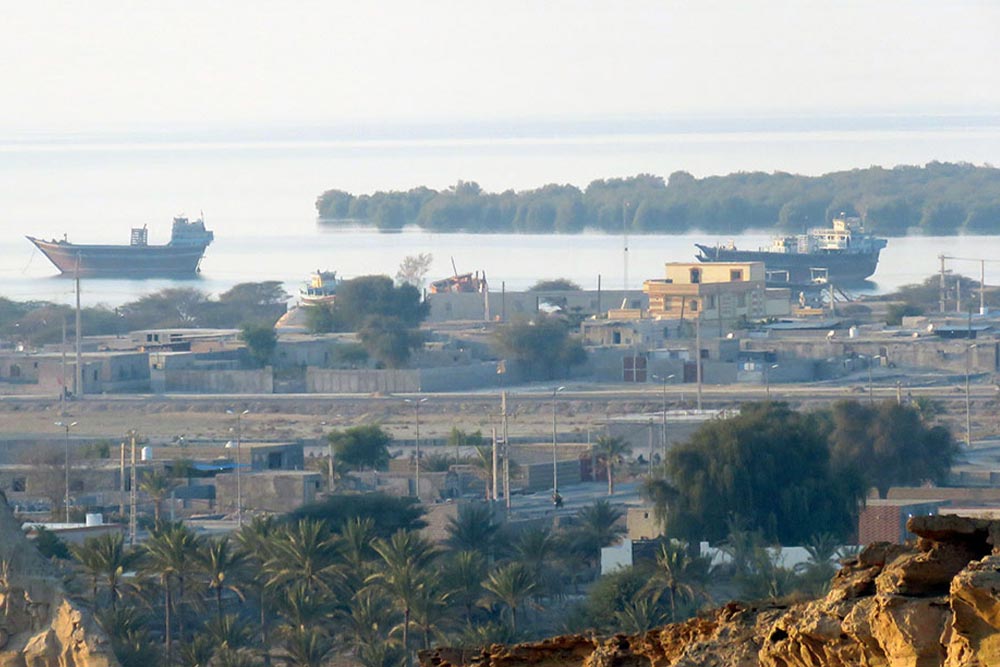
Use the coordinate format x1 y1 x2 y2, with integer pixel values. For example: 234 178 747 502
695 215 886 285
27 216 214 278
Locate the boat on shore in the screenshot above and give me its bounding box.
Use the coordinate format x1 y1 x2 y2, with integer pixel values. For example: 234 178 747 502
27 216 214 278
695 215 887 285
299 270 339 306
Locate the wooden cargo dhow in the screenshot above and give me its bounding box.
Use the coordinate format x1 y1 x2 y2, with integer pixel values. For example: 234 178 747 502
27 216 214 278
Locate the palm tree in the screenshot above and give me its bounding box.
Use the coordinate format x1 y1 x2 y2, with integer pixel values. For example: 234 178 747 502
512 527 557 594
175 633 216 667
276 581 334 632
71 532 141 609
205 613 254 653
401 578 449 650
482 562 536 635
567 499 624 569
97 605 159 667
265 518 341 595
613 594 668 634
141 522 202 661
444 503 500 557
442 551 486 623
365 530 437 667
139 470 176 523
342 587 397 655
280 625 334 667
593 436 631 495
339 517 377 595
197 536 248 619
642 541 712 621
235 516 279 665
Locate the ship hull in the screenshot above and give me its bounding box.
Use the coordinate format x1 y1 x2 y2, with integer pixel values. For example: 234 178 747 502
695 245 881 284
27 237 209 278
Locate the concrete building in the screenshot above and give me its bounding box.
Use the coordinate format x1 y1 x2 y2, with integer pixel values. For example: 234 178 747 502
215 470 323 514
426 289 648 323
644 262 790 330
0 351 150 395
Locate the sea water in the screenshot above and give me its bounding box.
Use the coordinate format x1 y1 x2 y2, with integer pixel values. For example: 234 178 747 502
1 116 999 307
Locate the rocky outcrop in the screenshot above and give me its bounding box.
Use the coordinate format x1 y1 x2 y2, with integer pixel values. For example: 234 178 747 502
421 515 1000 667
0 493 118 667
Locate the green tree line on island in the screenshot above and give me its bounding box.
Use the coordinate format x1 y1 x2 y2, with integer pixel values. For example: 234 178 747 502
316 162 1000 236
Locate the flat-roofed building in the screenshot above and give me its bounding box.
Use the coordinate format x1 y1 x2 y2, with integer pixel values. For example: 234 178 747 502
644 262 774 329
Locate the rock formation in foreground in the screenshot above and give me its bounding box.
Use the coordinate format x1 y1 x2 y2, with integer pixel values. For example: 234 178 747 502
421 515 1000 667
0 493 119 667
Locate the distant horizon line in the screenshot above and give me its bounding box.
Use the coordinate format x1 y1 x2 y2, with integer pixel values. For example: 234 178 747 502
3 110 1000 146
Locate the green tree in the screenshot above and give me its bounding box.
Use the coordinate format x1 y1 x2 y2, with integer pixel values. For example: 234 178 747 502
566 500 624 568
528 278 582 291
139 470 176 523
333 275 429 330
265 519 341 595
326 425 393 471
482 562 536 635
493 314 586 380
641 542 712 621
196 536 248 620
664 402 864 544
142 522 203 661
365 530 438 667
70 532 141 608
291 493 426 538
825 399 958 498
357 315 424 368
444 503 501 557
593 436 631 495
441 550 486 623
240 324 278 368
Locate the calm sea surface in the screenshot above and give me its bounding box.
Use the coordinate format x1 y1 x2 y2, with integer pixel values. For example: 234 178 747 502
2 117 1000 307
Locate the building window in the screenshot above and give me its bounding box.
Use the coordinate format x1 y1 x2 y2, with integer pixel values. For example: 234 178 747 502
730 269 743 281
690 300 698 312
737 293 747 307
690 268 701 283
707 295 716 309
12 477 26 492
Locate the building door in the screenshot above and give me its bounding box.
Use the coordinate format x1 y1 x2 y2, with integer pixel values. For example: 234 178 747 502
624 354 647 382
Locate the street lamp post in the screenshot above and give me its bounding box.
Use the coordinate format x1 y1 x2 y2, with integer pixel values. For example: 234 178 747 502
551 386 565 496
404 398 428 499
54 420 77 522
652 374 675 464
765 363 779 400
966 349 972 447
227 408 250 526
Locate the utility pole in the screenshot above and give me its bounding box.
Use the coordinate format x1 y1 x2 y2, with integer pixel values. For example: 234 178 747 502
491 426 498 502
129 431 137 545
74 256 83 398
551 386 565 496
119 441 126 517
60 316 67 409
327 437 335 493
623 201 630 294
695 307 703 411
647 418 654 476
501 391 510 512
940 254 947 313
981 259 987 315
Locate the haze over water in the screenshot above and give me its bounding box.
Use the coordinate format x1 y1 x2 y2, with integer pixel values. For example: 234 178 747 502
2 115 1000 307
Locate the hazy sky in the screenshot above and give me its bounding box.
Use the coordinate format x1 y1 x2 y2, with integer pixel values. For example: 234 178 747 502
3 1 999 133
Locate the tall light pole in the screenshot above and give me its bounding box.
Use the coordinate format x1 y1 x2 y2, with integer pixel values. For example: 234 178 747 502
127 429 138 545
551 386 565 496
227 408 250 526
652 374 675 463
404 398 428 499
54 420 77 522
966 352 972 447
765 363 779 400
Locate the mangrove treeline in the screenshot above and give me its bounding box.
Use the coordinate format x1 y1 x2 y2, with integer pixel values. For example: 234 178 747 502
316 162 1000 236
